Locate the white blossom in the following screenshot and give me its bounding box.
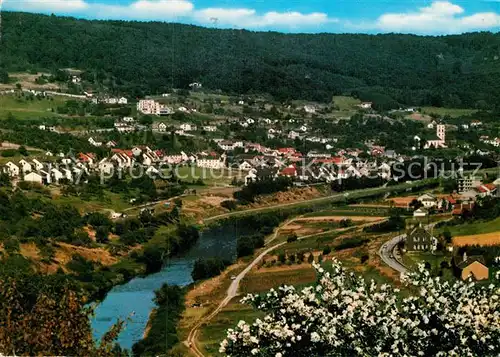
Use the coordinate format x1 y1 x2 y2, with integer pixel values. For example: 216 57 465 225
220 258 500 356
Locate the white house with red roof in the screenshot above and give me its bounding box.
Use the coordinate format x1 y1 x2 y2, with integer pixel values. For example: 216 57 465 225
476 183 497 197
279 165 297 177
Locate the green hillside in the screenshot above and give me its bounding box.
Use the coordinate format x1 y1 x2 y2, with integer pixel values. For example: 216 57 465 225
2 12 500 108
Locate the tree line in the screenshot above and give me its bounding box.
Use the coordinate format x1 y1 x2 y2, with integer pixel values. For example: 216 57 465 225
3 12 500 107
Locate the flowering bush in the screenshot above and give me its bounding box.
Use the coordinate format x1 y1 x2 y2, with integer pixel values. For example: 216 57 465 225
220 259 500 356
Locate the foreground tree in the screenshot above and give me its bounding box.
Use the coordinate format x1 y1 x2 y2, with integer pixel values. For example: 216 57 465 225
220 259 500 356
0 273 123 356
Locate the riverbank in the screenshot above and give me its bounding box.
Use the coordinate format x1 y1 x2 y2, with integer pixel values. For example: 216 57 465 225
95 179 439 352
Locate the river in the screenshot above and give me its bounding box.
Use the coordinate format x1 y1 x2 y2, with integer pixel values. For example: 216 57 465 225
91 223 242 350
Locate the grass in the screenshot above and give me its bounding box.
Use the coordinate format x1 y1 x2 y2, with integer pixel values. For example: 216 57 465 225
439 217 500 237
173 166 235 186
198 302 264 356
303 206 391 217
420 106 478 118
51 191 132 213
0 151 45 164
0 94 66 119
332 96 361 111
241 266 316 294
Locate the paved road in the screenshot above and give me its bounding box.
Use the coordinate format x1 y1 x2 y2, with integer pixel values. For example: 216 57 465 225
378 220 452 274
379 233 408 274
203 182 421 223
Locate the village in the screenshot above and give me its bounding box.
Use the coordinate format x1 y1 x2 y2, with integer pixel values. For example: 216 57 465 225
0 77 499 357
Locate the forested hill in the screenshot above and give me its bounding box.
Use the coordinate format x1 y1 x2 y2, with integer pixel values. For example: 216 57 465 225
2 11 500 108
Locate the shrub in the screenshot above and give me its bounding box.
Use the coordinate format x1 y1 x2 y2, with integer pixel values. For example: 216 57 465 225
191 258 231 281
221 200 238 211
335 237 369 251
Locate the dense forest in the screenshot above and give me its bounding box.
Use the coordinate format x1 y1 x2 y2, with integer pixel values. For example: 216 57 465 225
2 12 500 107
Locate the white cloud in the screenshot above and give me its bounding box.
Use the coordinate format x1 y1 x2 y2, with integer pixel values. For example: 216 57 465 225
4 0 194 19
194 8 333 28
92 0 194 20
3 0 332 28
4 0 88 13
375 1 500 34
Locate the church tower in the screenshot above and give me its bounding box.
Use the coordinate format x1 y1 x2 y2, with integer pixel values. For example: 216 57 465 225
437 124 446 142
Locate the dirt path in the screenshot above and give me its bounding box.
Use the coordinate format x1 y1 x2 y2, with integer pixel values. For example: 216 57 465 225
185 216 388 356
185 241 286 357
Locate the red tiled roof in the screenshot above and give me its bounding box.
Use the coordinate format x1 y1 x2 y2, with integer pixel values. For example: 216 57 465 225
452 208 462 216
278 148 295 154
111 149 133 157
280 167 297 176
484 183 497 191
445 196 457 205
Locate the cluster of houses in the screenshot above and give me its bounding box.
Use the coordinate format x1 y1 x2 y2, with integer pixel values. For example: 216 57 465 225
409 177 499 218
1 138 401 187
404 225 490 281
2 156 89 185
136 99 194 116
479 135 500 147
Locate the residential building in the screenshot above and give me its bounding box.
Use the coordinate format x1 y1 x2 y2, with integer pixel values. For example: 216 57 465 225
304 105 316 114
18 159 32 173
458 176 482 194
476 183 497 197
88 137 102 147
180 123 197 132
218 141 243 151
417 193 438 208
413 208 428 218
4 162 20 177
114 122 135 133
153 122 168 132
245 167 278 185
196 156 226 169
159 106 174 116
359 102 372 109
288 131 301 140
24 172 43 185
405 226 435 252
137 99 160 115
453 253 489 281
51 168 64 182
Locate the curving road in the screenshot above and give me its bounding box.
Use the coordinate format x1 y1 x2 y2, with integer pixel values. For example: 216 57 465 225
378 233 408 274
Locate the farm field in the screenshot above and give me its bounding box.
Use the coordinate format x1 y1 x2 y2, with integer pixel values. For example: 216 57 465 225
0 94 66 119
420 106 478 118
303 205 393 217
453 232 500 247
441 217 500 237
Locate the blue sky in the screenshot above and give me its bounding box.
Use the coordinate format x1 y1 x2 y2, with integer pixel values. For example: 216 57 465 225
2 0 500 34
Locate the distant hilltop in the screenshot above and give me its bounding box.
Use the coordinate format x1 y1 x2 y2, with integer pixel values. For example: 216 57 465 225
1 11 500 108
